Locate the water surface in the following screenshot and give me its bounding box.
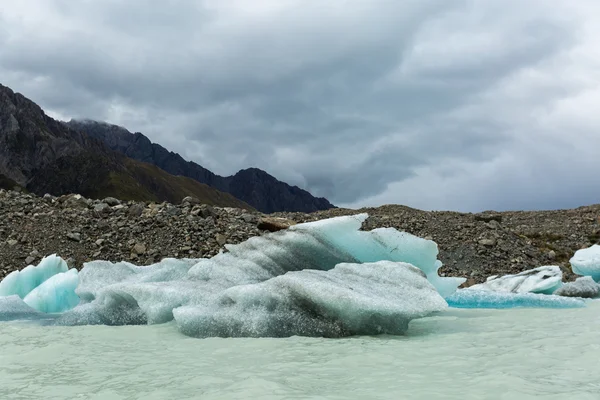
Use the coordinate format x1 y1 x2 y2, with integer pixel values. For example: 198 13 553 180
1 303 599 399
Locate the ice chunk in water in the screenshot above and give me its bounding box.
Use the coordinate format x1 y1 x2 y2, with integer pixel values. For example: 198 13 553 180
554 277 600 298
174 261 447 338
23 269 80 313
0 255 68 298
4 214 465 337
446 289 586 309
468 266 563 294
570 245 600 282
0 295 43 321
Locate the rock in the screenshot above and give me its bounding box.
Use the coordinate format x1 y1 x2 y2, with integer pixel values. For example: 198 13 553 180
474 213 503 223
29 249 40 258
485 220 501 230
257 217 297 232
241 213 258 224
547 250 556 260
215 234 227 247
182 196 200 206
67 232 82 242
132 243 147 255
199 205 217 219
554 277 600 298
94 203 111 215
6 239 18 247
128 203 145 217
478 238 496 247
103 197 121 206
25 256 35 265
95 239 105 246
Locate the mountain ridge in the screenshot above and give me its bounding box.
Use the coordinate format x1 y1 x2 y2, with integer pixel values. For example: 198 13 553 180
0 83 253 210
65 119 335 213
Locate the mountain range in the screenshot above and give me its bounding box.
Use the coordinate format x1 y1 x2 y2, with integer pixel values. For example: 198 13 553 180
65 119 334 213
0 83 334 212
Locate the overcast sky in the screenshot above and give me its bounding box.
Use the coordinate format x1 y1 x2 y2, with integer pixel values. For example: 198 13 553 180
2 0 600 212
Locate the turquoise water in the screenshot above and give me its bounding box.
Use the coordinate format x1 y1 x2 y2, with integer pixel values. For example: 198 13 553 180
1 303 599 399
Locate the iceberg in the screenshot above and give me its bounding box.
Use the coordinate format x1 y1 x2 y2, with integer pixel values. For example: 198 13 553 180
0 254 68 298
468 266 563 294
175 261 447 338
53 214 460 337
446 289 586 309
553 277 600 298
570 245 600 282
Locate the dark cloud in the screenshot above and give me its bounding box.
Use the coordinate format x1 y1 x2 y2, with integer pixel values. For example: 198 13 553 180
1 0 598 211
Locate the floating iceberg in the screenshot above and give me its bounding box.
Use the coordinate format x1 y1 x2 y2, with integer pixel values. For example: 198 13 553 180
468 266 563 294
55 214 459 336
570 245 600 282
553 277 600 299
0 255 69 298
175 261 447 338
446 289 586 309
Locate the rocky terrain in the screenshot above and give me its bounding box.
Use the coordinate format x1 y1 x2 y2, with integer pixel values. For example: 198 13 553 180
1 189 598 284
66 119 335 213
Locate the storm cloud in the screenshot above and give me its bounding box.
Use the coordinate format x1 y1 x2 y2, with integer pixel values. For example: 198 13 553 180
1 0 599 211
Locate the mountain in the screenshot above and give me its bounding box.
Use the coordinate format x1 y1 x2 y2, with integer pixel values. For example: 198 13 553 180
0 83 253 210
65 119 335 213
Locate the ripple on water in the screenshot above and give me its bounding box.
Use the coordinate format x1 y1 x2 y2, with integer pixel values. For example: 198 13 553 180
1 303 600 399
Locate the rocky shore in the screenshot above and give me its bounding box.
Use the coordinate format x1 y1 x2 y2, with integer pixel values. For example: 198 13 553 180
1 189 599 284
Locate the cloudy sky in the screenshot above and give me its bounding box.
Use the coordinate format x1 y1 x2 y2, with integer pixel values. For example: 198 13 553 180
2 0 600 212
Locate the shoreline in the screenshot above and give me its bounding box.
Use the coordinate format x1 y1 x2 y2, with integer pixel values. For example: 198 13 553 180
1 188 599 283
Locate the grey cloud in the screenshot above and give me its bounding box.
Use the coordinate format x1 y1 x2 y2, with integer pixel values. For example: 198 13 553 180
0 0 596 210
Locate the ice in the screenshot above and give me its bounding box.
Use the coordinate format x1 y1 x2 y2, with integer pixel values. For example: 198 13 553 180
0 295 44 321
0 255 68 298
554 277 600 298
23 269 80 313
174 261 447 338
52 214 461 337
446 289 586 309
468 266 563 294
570 244 600 282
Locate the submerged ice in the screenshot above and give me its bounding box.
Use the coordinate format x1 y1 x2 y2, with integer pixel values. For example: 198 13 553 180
1 214 464 337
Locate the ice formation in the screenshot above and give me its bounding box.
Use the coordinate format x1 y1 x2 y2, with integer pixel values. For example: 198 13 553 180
570 245 600 282
23 269 80 313
468 266 563 294
446 289 586 309
553 277 600 299
0 255 69 298
0 295 44 321
175 261 447 338
0 214 461 337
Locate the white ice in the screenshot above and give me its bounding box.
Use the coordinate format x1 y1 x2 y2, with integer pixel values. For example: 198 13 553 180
570 244 600 282
468 266 563 294
0 254 68 298
175 261 447 338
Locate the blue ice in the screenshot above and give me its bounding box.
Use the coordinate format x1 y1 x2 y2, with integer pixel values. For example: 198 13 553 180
446 289 586 309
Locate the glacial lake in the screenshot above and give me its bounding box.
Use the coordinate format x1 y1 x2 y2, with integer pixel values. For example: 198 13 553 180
1 302 599 400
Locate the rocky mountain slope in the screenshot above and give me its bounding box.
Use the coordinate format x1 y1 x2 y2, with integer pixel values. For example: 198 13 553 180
1 189 598 285
65 119 335 213
0 84 251 209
